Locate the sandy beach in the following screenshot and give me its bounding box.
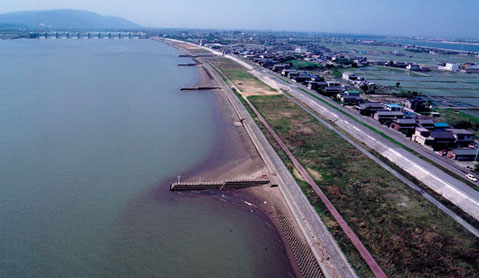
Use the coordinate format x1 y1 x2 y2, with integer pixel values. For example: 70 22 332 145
154 38 322 277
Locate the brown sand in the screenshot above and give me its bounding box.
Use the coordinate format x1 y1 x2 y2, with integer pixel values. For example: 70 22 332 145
153 38 320 278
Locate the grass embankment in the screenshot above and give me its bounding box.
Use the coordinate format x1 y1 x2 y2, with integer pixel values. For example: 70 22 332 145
208 58 277 96
249 94 479 278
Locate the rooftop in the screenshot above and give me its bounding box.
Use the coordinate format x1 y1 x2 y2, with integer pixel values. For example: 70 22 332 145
446 129 474 135
434 123 450 128
450 149 477 156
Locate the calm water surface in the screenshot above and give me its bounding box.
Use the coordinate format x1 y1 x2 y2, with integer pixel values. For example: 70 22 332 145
0 39 292 277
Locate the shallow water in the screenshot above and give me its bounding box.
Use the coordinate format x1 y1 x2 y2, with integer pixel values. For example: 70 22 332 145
0 39 292 277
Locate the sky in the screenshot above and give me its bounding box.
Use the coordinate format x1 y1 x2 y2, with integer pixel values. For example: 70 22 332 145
0 0 478 38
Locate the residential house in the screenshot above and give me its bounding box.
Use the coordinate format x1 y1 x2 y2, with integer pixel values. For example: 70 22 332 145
373 111 405 124
355 102 386 116
385 104 403 111
326 81 341 87
405 97 431 112
342 72 357 82
390 118 417 136
416 118 435 129
281 69 295 76
447 149 477 161
412 128 455 150
406 64 421 71
340 95 362 105
439 63 460 72
322 86 344 97
273 64 289 72
292 73 313 83
344 90 360 97
434 123 450 129
287 71 301 79
307 81 328 91
447 129 475 147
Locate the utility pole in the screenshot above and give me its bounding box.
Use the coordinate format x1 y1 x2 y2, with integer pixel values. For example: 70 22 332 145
474 146 479 169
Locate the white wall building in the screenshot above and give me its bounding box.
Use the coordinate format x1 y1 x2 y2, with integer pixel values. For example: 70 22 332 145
439 63 459 72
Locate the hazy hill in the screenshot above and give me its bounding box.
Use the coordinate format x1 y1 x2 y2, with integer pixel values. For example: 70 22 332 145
0 9 140 30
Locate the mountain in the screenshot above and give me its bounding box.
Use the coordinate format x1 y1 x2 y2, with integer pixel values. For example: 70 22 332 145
0 9 140 30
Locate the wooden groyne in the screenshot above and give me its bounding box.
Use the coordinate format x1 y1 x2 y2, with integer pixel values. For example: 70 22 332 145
170 179 270 191
180 86 221 91
178 54 216 58
178 63 202 66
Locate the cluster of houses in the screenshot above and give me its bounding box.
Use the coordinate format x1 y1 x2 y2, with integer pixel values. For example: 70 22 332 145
342 72 375 89
373 60 430 72
355 98 477 161
208 35 478 162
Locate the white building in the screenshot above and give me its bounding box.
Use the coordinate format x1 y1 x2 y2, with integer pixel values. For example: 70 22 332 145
342 72 356 81
439 63 459 72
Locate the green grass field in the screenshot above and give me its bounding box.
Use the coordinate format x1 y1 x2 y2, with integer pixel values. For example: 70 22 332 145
208 58 277 92
287 59 322 70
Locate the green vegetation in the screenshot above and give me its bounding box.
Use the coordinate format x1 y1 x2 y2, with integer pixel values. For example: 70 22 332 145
248 94 479 278
209 58 277 92
435 108 479 137
287 59 322 70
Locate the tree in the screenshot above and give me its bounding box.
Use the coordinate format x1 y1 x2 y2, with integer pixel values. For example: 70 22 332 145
396 82 401 87
453 120 473 129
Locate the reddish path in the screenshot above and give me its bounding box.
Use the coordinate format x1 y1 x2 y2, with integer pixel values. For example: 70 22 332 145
244 97 388 278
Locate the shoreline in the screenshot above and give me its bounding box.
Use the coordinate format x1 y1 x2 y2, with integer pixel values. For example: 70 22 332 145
156 38 304 277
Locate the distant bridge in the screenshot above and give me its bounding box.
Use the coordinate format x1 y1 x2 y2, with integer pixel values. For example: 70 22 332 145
0 31 146 40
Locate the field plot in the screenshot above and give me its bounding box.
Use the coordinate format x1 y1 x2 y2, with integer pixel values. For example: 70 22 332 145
208 57 279 96
345 66 479 108
321 42 479 66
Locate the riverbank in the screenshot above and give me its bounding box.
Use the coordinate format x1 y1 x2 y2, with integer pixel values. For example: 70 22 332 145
154 38 311 277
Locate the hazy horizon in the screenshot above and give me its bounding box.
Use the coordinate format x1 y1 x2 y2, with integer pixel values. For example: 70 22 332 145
0 1 478 39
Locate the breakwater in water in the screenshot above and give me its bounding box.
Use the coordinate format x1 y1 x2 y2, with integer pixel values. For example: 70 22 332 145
170 179 270 190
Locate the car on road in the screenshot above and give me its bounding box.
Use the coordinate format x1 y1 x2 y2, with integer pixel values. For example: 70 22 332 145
465 173 478 182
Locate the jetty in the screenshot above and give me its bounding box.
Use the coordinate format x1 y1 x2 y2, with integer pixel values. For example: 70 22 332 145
180 86 221 91
178 54 216 58
178 63 202 66
170 179 270 191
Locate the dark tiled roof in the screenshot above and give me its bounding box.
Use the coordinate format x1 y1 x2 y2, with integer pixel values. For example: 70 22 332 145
430 131 455 139
394 118 416 125
450 149 477 156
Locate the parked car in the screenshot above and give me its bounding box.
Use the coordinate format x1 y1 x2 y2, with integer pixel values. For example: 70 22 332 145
465 173 478 182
